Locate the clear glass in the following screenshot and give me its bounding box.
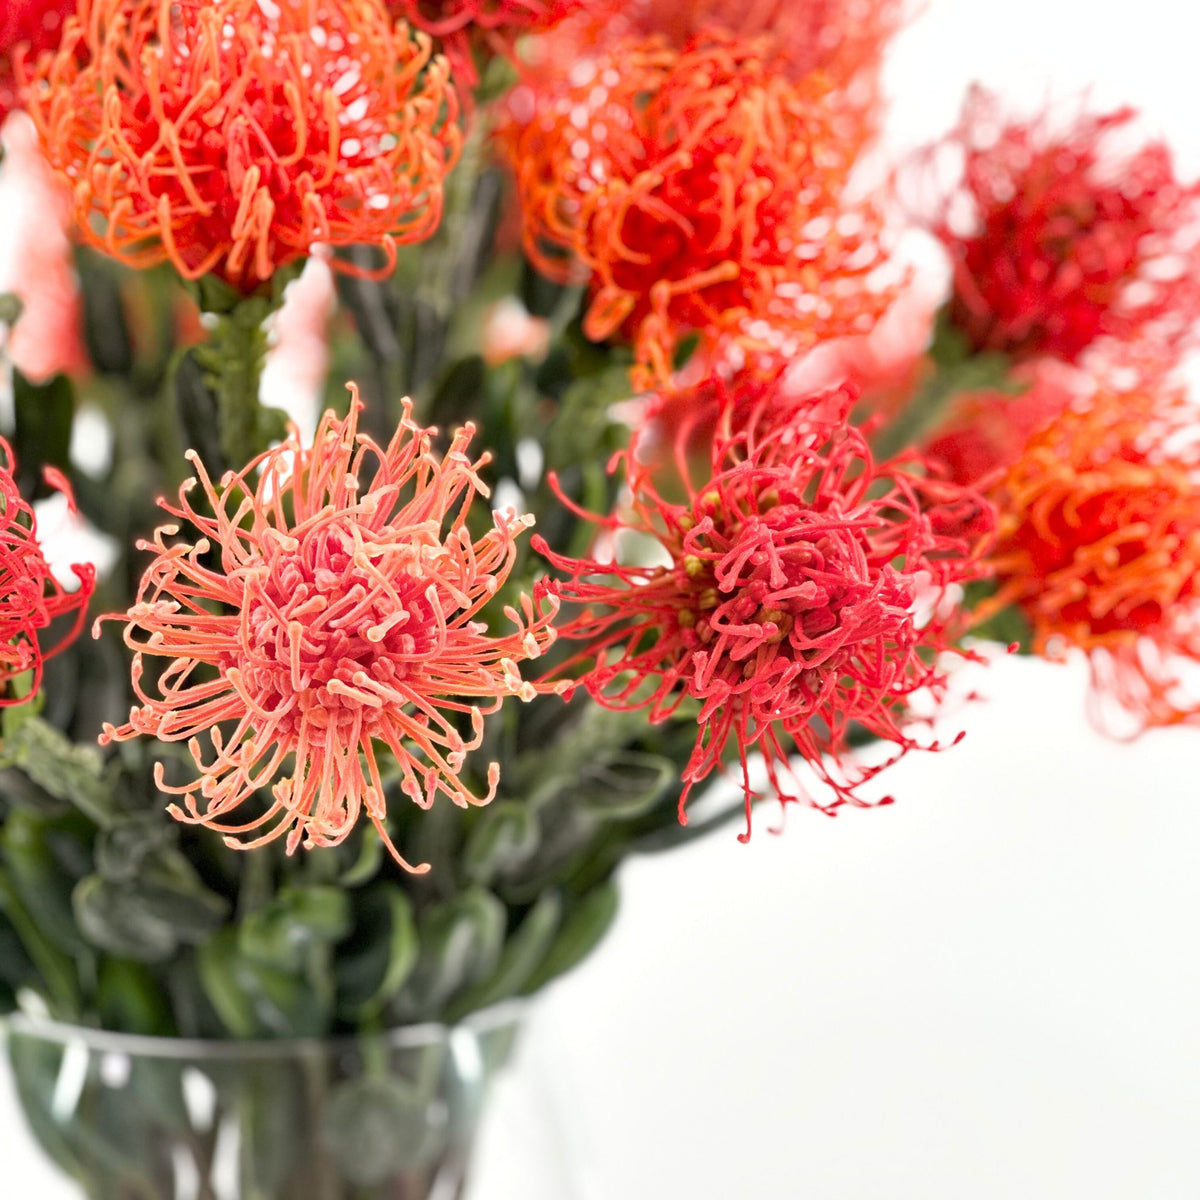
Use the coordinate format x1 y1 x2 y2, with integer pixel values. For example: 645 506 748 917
2 1001 549 1200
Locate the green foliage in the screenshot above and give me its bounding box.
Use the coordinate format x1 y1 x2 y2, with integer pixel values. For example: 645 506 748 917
12 370 74 495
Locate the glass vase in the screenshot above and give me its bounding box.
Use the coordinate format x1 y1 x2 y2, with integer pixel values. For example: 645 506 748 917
2 1000 563 1200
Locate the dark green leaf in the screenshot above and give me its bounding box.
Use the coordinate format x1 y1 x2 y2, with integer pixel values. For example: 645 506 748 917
239 885 352 971
523 882 619 994
463 802 539 884
12 370 73 494
447 891 563 1020
391 887 506 1022
574 750 674 821
73 875 178 962
335 885 418 1022
198 928 330 1039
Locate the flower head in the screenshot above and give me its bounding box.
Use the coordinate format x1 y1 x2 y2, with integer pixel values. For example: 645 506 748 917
620 0 904 149
97 393 562 872
0 0 75 124
536 382 990 837
916 87 1200 368
502 31 892 387
977 389 1200 734
22 0 461 290
390 0 586 92
0 440 95 704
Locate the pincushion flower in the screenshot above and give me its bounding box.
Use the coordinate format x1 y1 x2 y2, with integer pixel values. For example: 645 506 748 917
502 31 892 388
0 0 75 125
98 395 563 872
977 389 1200 734
536 384 991 837
21 0 461 291
0 439 95 704
390 0 586 92
916 86 1200 368
619 0 904 151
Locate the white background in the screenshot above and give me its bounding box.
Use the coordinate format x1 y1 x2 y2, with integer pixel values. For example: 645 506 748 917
6 1 1200 1197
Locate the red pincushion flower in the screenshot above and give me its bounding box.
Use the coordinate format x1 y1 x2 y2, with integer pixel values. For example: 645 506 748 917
390 0 586 92
502 31 892 388
917 86 1200 367
21 0 461 291
97 394 563 872
535 384 991 837
978 389 1200 734
0 0 75 124
0 439 95 704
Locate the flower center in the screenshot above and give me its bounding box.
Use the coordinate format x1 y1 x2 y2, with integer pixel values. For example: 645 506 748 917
675 500 915 713
235 522 444 741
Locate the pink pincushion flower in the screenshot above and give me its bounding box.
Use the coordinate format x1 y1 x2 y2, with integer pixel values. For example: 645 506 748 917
98 394 562 872
0 439 95 702
536 383 992 837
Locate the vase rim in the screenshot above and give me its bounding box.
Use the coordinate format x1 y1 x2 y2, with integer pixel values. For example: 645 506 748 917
1 996 528 1061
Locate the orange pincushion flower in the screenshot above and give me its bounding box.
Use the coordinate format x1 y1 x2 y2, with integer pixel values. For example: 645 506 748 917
390 0 587 92
97 393 563 872
502 31 892 387
22 0 461 291
915 87 1200 369
0 439 95 703
621 0 904 150
980 390 1200 733
536 382 991 837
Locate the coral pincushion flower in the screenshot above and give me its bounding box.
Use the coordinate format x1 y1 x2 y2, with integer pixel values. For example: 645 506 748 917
502 31 891 387
918 87 1200 367
536 387 991 836
21 0 461 291
97 394 562 872
978 390 1200 734
0 439 95 704
0 0 75 124
390 0 587 92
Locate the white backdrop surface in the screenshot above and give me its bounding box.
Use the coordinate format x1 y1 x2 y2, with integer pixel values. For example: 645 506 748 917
5 0 1200 1197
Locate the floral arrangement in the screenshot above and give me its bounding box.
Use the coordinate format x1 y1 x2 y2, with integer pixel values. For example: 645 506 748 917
0 0 1197 1081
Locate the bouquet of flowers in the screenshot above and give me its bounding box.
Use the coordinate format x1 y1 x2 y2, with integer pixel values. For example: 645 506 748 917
1 0 1198 1196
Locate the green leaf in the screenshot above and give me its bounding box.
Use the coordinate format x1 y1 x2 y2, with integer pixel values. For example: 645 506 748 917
428 354 486 432
391 887 506 1022
523 882 619 995
95 814 174 882
338 825 386 887
73 875 178 962
12 370 74 493
95 958 174 1036
335 885 418 1022
2 715 117 829
198 927 330 1039
1 809 91 957
463 802 539 885
239 885 352 972
447 891 563 1021
0 865 79 1014
574 750 674 821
